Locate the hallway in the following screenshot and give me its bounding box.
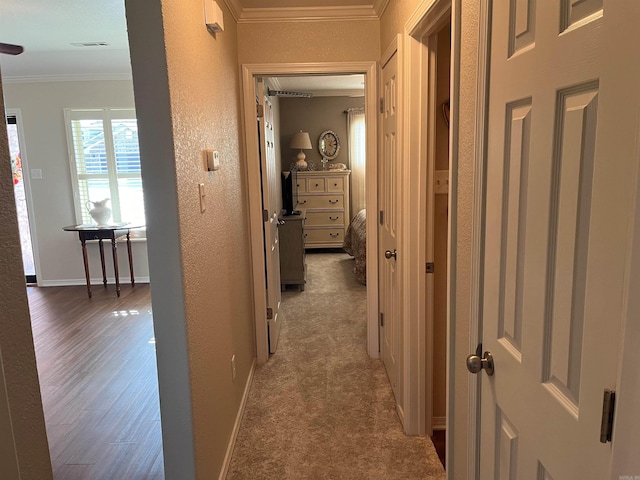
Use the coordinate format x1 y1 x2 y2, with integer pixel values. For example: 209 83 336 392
227 252 444 479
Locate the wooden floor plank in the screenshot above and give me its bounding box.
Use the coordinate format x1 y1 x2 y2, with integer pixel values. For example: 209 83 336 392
27 285 163 479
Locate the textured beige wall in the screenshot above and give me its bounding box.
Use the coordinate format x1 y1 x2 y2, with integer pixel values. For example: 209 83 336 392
380 0 422 51
238 20 379 64
0 74 52 479
126 0 255 478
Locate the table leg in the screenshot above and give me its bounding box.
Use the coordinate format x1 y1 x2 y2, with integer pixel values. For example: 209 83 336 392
111 236 121 297
98 239 107 288
127 232 135 286
80 237 92 298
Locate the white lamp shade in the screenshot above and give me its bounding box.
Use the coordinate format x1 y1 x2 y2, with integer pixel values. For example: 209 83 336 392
290 131 312 150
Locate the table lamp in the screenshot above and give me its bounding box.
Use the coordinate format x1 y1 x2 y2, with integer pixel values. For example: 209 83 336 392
290 130 312 170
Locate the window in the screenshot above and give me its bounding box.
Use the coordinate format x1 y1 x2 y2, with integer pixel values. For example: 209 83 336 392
65 108 145 225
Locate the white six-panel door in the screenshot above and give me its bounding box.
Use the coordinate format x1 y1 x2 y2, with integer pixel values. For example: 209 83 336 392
380 49 400 398
258 80 283 354
479 1 640 478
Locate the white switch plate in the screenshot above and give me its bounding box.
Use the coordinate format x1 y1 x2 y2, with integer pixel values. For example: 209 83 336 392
434 170 449 195
30 168 43 179
199 183 206 212
205 149 220 171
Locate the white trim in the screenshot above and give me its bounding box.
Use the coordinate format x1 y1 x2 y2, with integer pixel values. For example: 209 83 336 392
381 36 398 69
218 359 256 480
5 108 43 286
466 1 491 478
1 73 132 84
241 62 378 364
447 0 462 476
236 6 378 23
373 0 390 17
223 0 388 22
401 0 451 438
38 277 150 287
222 0 243 22
432 416 446 430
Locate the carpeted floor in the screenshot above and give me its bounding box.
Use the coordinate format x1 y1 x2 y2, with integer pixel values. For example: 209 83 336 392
226 251 445 480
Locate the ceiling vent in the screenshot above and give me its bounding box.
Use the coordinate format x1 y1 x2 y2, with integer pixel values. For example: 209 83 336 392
70 42 110 47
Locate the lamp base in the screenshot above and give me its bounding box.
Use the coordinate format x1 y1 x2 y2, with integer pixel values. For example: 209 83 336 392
295 150 307 170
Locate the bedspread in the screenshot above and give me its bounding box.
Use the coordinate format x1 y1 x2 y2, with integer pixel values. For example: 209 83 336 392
344 209 367 284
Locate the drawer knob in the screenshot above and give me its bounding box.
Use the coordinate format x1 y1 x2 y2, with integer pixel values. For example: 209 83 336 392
329 216 338 221
329 199 339 204
334 183 338 186
315 183 319 187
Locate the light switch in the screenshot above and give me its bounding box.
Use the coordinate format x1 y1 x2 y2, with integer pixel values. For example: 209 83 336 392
30 168 43 179
205 149 220 171
199 183 206 212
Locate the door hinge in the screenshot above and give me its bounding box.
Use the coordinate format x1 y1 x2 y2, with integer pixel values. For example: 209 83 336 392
600 389 615 443
379 98 384 114
426 262 435 274
263 209 269 222
380 312 384 327
267 307 273 320
257 104 264 118
379 210 384 225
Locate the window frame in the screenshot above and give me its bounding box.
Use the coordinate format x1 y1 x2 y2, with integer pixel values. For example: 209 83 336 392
64 108 142 226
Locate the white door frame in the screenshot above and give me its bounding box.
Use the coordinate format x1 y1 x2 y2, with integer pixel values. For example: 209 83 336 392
401 0 452 437
5 108 42 284
460 0 496 477
241 62 378 364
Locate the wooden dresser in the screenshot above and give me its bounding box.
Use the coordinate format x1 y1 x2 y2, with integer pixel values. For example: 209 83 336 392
295 170 350 249
278 210 306 291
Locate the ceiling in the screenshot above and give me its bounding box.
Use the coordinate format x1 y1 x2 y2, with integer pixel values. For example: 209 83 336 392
0 0 381 82
270 75 364 97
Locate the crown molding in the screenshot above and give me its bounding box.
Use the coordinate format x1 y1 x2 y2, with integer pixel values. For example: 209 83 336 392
222 0 243 22
1 73 132 84
236 5 379 23
373 0 390 17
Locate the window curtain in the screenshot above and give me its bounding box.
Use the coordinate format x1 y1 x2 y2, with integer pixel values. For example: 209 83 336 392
347 108 366 219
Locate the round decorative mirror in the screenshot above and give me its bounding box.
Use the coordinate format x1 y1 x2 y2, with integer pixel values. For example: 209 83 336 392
318 130 340 161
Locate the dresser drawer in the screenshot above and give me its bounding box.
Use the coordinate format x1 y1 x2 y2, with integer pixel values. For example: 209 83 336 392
326 177 345 192
305 211 344 227
296 178 307 193
297 194 344 210
307 178 326 192
305 228 345 245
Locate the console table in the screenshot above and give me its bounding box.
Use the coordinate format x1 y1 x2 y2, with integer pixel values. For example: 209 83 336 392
62 223 144 298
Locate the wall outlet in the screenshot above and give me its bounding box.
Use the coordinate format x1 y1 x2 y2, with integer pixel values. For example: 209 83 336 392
231 354 236 382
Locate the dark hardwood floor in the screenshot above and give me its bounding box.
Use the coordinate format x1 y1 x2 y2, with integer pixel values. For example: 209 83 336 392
27 284 163 479
432 429 446 467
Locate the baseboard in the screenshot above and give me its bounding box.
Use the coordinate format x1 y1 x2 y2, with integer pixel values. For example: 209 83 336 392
218 358 256 480
38 277 150 287
432 416 446 431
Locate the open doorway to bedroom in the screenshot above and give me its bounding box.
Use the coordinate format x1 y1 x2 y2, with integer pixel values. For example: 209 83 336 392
259 73 370 352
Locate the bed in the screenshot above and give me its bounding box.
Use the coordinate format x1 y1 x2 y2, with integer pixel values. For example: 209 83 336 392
343 209 367 284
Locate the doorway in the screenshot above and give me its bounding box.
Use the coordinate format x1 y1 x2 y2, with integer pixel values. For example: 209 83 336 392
5 110 37 284
241 62 379 365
